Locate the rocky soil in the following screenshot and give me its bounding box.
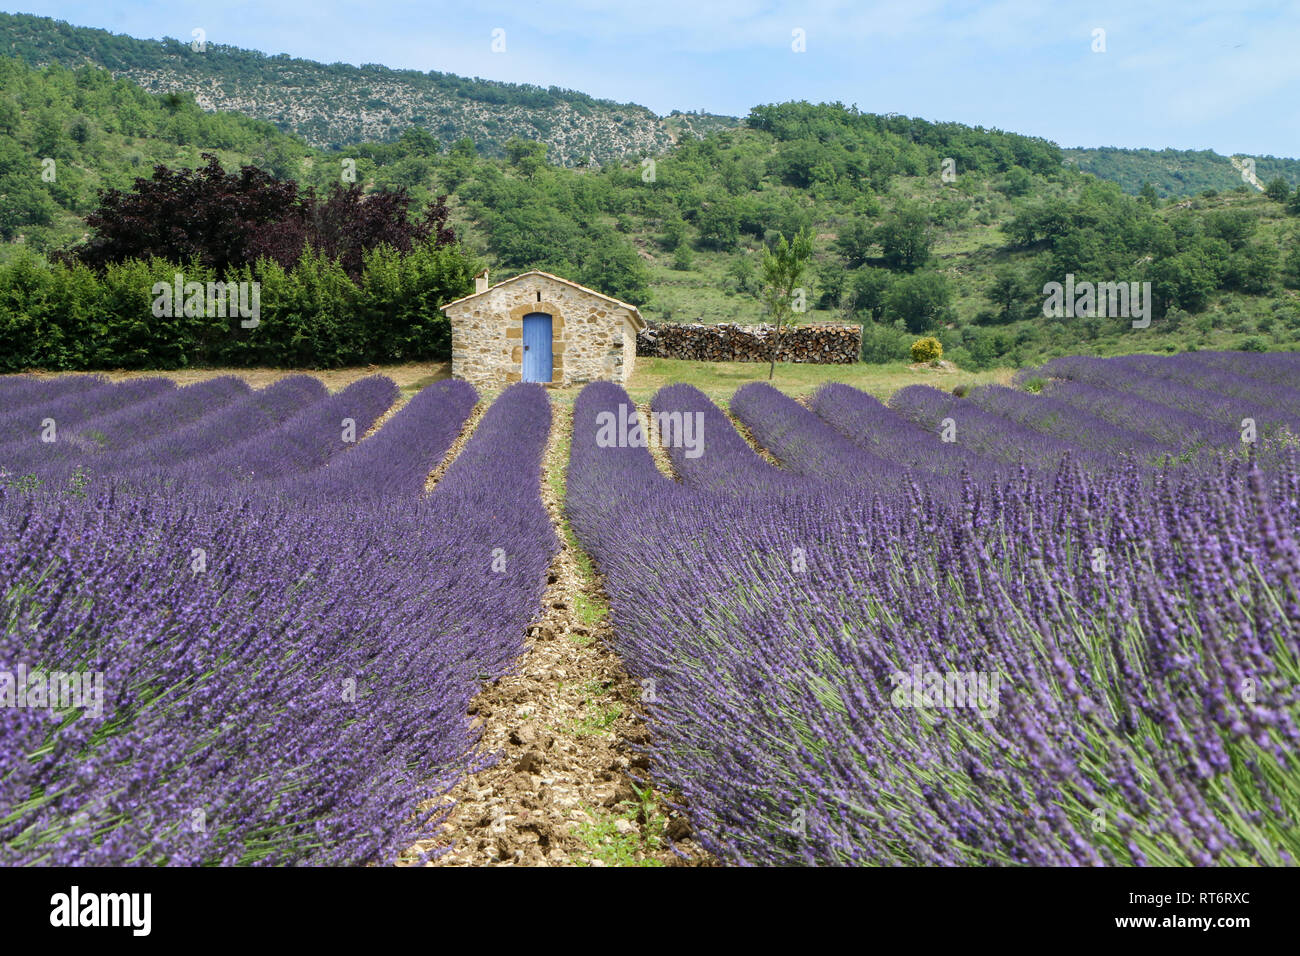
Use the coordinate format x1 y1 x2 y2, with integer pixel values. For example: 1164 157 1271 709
403 396 714 866
423 399 487 492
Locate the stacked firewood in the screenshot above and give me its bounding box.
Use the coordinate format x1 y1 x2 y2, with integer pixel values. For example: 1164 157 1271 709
636 322 861 364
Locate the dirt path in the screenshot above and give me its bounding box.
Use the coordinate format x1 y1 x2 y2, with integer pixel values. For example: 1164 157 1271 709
403 397 713 866
360 391 408 441
727 409 782 466
635 403 679 480
423 400 487 493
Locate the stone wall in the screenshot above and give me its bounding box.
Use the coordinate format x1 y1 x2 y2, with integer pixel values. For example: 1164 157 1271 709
636 322 861 364
447 274 637 388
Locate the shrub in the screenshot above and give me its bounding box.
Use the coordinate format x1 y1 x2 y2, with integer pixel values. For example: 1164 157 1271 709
910 336 943 363
860 322 911 364
0 239 475 370
1240 336 1270 352
944 347 973 371
886 271 952 334
62 154 456 282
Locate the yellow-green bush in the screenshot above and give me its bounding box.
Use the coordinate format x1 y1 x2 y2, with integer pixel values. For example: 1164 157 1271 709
910 336 943 363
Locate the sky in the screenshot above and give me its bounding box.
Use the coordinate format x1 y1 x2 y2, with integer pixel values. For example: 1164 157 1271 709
9 1 1300 157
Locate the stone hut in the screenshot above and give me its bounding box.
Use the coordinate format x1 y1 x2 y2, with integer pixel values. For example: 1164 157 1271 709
441 270 646 389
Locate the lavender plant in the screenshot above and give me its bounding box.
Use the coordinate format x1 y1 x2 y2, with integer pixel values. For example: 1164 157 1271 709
963 384 1168 460
730 382 925 493
0 378 172 446
0 377 250 482
104 376 329 478
0 374 110 413
811 382 1001 481
0 377 554 865
1039 378 1237 451
288 379 478 503
1026 355 1300 437
651 383 833 497
890 383 1111 472
567 379 1300 866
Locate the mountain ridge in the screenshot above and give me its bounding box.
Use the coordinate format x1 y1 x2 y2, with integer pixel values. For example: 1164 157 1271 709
5 10 1300 195
0 11 738 163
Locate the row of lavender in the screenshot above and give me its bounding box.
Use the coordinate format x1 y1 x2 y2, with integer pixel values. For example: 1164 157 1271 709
1023 351 1300 446
0 374 555 865
568 351 1299 865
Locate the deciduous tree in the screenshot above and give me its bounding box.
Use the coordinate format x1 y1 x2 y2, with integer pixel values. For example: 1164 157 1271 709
760 227 814 379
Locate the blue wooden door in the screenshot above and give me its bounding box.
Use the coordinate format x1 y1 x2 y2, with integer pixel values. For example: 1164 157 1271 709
522 312 553 383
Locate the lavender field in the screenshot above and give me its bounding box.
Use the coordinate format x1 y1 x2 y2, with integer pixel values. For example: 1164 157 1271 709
1 376 555 864
570 353 1300 866
1 351 1297 866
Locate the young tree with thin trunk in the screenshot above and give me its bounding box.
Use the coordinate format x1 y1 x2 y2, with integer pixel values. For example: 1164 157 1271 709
762 227 814 380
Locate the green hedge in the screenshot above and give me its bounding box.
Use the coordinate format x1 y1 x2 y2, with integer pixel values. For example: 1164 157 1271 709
0 241 476 371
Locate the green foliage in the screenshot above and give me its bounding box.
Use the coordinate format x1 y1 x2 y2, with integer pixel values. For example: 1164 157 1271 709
1150 252 1218 313
760 228 815 378
833 218 877 268
986 265 1034 323
0 11 692 165
747 101 1062 179
1065 146 1300 198
1204 209 1256 250
696 200 741 250
846 268 892 321
1006 198 1073 246
1283 244 1300 289
0 54 310 255
997 167 1033 197
504 137 548 177
378 97 1300 359
1265 177 1291 203
876 202 932 271
859 321 911 364
1222 243 1278 294
727 255 757 295
5 45 1300 368
884 271 952 334
910 336 943 363
0 239 476 371
578 233 650 305
814 259 846 310
660 214 688 251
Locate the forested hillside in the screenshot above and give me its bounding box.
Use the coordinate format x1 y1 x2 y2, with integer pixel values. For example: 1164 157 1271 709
0 11 736 163
1064 146 1300 198
0 56 309 249
5 53 1300 371
419 101 1300 369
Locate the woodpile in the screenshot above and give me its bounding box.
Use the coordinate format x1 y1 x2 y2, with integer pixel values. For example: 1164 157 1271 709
637 322 861 364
